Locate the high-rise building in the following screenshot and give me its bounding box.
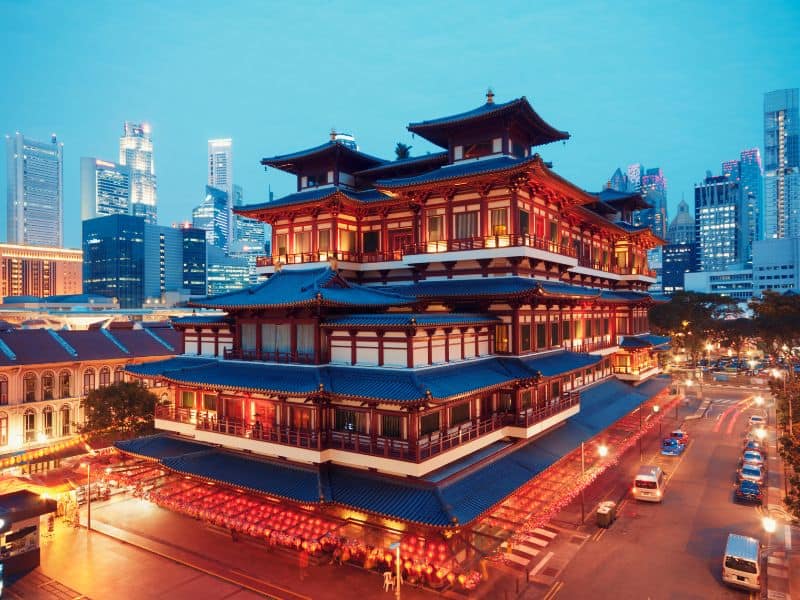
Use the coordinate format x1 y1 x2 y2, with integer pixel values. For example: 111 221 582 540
119 122 157 224
640 168 667 239
662 243 697 295
83 214 207 308
180 225 207 296
763 89 800 239
667 198 695 245
0 243 82 300
607 168 628 193
695 172 747 271
192 186 231 252
206 245 250 296
722 148 763 265
6 133 63 247
208 139 233 194
80 157 131 220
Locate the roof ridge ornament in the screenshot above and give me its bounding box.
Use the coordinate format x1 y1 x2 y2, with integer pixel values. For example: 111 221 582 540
486 88 494 104
330 127 337 141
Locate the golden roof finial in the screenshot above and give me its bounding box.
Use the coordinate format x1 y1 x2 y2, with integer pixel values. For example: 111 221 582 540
486 88 495 104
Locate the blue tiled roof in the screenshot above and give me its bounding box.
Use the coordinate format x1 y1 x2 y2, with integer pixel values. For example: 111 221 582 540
538 281 601 298
599 290 652 302
321 313 498 328
190 267 412 310
119 374 671 527
376 155 539 189
163 451 322 503
125 356 215 377
619 334 671 349
386 277 540 299
354 152 449 177
171 315 231 326
115 434 213 459
516 351 602 377
261 141 386 173
236 186 392 213
407 97 570 149
614 221 651 233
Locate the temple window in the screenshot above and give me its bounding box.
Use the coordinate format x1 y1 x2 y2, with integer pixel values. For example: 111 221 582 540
520 389 532 410
454 211 478 239
603 318 610 336
490 208 507 235
303 172 330 188
296 324 315 358
261 323 291 355
362 231 379 253
381 414 402 439
551 381 561 398
276 234 288 256
463 140 493 159
450 402 470 425
519 210 530 236
420 412 440 435
520 324 531 352
563 320 571 341
241 323 257 352
318 229 331 252
549 221 559 244
339 229 356 253
180 391 195 409
334 408 366 433
294 231 311 254
585 319 593 338
427 215 444 242
498 392 513 413
536 323 547 349
551 322 560 347
202 393 217 411
511 141 526 158
495 324 509 353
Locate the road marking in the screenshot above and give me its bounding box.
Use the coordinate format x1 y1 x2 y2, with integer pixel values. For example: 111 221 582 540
533 527 558 539
514 544 540 557
543 580 564 600
505 552 530 566
592 528 607 542
528 551 555 578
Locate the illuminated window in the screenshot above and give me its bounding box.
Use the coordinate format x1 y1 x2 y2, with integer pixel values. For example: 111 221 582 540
24 373 37 403
427 215 444 242
454 212 478 239
490 208 507 235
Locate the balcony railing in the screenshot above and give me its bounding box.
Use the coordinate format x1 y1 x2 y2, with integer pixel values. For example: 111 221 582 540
155 391 580 463
223 348 316 365
402 234 576 257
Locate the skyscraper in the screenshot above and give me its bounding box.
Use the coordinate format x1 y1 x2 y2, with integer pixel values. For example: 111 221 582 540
119 122 157 224
80 157 131 220
695 173 747 271
6 133 63 247
192 186 231 252
667 198 695 245
640 167 667 239
763 89 799 239
208 138 233 194
722 148 763 265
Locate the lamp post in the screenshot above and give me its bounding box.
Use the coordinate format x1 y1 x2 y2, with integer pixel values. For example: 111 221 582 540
81 462 91 530
580 442 608 524
653 405 661 438
638 407 643 461
389 541 401 600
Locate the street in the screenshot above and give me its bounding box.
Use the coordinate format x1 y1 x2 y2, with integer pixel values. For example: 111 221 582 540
550 388 788 600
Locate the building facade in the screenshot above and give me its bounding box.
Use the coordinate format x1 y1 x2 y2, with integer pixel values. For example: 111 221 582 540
764 89 800 240
181 225 207 296
0 244 81 301
723 148 763 266
667 198 695 245
192 186 231 252
123 95 669 578
695 173 747 271
6 133 63 248
661 243 697 295
119 122 157 224
80 157 131 221
0 325 180 466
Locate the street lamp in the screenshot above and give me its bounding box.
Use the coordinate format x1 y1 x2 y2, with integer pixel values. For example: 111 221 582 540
763 516 777 534
388 541 401 600
580 441 608 524
81 462 91 530
653 405 661 437
755 428 767 441
755 395 764 407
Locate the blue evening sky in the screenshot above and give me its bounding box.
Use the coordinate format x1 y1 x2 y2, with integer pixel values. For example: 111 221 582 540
2 0 799 248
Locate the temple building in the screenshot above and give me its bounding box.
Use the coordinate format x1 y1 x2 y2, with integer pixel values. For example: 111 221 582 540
121 93 669 588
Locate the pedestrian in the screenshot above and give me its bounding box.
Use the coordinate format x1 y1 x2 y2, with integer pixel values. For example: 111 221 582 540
298 548 310 582
230 528 238 543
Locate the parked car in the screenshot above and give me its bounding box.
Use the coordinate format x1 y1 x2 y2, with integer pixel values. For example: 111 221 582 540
670 430 690 445
737 464 764 485
734 480 764 505
661 438 686 456
740 450 765 469
742 439 767 457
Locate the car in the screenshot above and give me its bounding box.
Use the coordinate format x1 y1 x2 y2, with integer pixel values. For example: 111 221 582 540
740 450 765 469
737 464 764 485
743 439 767 457
744 427 768 443
670 430 690 445
661 438 686 456
734 480 764 505
748 415 766 427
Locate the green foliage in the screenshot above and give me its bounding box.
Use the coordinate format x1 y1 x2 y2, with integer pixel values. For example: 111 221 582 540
394 142 412 160
712 318 756 360
80 381 159 437
648 291 733 360
750 290 800 354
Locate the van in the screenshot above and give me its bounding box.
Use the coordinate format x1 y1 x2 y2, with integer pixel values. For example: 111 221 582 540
631 465 665 502
722 533 761 591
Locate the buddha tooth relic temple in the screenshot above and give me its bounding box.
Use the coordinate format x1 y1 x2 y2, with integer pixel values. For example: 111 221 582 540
118 92 671 591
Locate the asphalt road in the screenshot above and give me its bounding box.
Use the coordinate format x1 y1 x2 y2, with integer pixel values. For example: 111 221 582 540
554 388 769 600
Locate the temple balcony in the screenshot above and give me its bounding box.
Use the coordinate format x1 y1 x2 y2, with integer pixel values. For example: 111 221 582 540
154 391 579 478
611 364 662 382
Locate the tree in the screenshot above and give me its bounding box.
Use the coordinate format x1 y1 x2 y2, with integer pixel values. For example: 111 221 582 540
648 291 732 363
750 290 800 355
80 381 159 437
712 317 756 362
395 142 412 160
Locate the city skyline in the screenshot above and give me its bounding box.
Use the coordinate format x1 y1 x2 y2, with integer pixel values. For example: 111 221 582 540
1 1 799 247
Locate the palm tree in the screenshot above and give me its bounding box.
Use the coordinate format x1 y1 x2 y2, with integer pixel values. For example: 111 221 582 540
395 142 412 160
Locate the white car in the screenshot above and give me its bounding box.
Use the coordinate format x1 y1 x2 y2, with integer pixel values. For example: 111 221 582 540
748 415 766 427
741 450 765 469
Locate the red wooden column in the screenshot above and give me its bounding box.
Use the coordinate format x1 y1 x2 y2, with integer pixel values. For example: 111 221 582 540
377 331 385 366
313 318 322 364
349 331 357 365
459 327 467 360
474 327 480 356
255 319 262 360
511 304 521 355
213 329 219 357
381 209 389 257
290 321 298 359
408 409 419 461
443 328 452 363
195 327 201 355
480 193 489 237
426 329 435 365
406 330 415 368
